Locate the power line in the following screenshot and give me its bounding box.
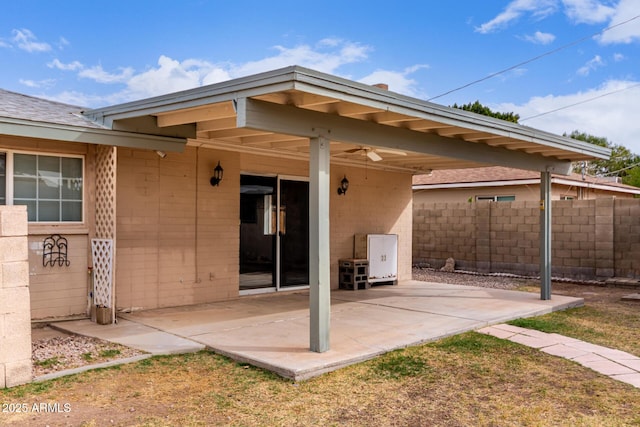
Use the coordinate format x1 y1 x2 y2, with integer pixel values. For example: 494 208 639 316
519 82 640 121
427 14 640 102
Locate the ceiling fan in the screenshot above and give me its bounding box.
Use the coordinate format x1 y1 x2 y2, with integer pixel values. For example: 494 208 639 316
343 146 407 162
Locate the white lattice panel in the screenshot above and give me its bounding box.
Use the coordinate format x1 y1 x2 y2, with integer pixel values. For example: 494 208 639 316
92 239 113 308
96 146 117 239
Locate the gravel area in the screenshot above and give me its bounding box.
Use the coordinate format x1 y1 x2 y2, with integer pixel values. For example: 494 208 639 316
412 267 538 290
32 330 145 377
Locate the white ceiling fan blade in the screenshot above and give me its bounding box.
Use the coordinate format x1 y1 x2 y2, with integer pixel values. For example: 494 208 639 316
367 150 383 162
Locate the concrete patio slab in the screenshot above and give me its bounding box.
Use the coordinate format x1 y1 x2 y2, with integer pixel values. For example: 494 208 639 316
611 373 640 388
92 280 581 381
582 359 636 376
51 319 205 355
476 326 517 339
541 343 589 359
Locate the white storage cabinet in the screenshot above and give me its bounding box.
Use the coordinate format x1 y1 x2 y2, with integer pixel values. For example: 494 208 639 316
354 234 398 285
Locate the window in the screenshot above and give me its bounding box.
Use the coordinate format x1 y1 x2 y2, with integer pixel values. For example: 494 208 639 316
1 152 83 222
476 195 516 202
0 153 5 206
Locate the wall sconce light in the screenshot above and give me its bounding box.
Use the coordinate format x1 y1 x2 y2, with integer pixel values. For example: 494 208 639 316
337 175 349 195
155 150 167 159
210 161 224 186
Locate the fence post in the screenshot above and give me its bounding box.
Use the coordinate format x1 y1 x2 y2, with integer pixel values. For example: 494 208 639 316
595 198 615 279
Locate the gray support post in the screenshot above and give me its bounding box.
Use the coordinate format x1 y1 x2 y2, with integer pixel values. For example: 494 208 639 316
309 136 331 352
540 171 552 300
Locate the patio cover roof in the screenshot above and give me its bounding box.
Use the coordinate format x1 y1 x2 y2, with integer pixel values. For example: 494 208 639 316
82 66 610 174
81 65 611 353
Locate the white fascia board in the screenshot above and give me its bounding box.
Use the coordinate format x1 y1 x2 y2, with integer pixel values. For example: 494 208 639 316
413 179 540 190
413 176 640 195
553 177 640 195
0 117 186 152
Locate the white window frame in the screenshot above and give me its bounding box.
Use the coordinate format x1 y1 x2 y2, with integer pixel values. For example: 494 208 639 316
475 195 516 202
2 150 85 224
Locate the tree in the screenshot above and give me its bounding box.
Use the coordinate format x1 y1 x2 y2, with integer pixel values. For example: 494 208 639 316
567 131 640 188
451 100 520 123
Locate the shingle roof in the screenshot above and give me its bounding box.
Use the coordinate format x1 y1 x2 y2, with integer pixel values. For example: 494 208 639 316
412 166 640 191
0 88 103 129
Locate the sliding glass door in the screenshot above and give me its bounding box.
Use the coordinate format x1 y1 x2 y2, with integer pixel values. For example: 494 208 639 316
239 175 309 293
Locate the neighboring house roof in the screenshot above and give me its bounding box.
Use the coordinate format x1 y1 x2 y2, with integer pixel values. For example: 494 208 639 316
0 89 186 152
412 166 640 195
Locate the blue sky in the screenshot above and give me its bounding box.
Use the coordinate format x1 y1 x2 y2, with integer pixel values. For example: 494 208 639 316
2 1 640 153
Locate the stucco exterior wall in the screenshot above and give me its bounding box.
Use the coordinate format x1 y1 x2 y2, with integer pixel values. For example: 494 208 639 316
115 146 412 311
0 136 95 320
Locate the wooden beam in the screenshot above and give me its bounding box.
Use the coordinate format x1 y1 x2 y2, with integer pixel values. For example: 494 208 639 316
157 101 236 127
236 98 573 175
197 117 237 132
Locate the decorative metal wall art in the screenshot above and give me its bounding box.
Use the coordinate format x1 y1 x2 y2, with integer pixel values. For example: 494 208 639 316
43 234 70 267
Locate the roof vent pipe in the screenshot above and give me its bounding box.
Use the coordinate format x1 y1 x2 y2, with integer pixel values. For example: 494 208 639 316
372 83 389 90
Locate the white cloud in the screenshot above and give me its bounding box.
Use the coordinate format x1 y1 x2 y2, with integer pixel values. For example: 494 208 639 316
562 0 615 24
523 31 556 44
44 38 431 108
576 55 604 75
19 78 56 88
57 37 70 50
613 52 625 61
124 55 220 99
48 59 84 71
476 0 558 34
44 90 129 108
12 29 51 52
232 39 370 77
48 39 375 105
358 65 430 98
500 79 640 154
598 0 640 44
79 65 135 84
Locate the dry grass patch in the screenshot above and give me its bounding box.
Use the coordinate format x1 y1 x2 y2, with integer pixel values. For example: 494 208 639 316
511 283 640 355
3 332 640 426
3 281 640 426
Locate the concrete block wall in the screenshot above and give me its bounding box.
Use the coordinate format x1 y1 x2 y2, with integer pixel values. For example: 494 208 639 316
614 199 640 277
0 206 32 388
413 198 640 280
116 146 413 311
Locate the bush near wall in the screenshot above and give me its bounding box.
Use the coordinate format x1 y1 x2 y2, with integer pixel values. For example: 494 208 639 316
412 199 640 280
